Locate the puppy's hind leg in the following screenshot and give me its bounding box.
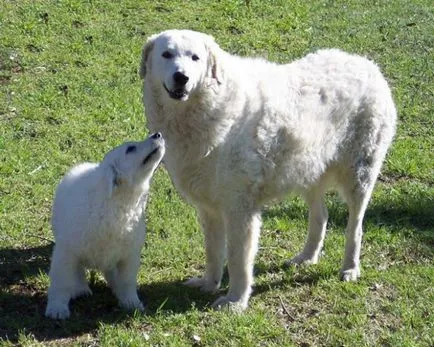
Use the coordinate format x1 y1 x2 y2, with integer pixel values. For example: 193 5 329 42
184 208 226 293
73 264 92 298
286 185 328 266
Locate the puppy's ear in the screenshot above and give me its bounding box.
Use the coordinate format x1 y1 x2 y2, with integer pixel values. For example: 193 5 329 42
106 163 121 197
139 35 157 79
205 35 223 84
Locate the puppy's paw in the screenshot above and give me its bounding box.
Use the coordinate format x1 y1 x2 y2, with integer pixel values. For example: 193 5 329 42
340 267 360 282
45 302 70 320
184 276 220 293
211 295 247 313
285 252 319 267
118 295 145 312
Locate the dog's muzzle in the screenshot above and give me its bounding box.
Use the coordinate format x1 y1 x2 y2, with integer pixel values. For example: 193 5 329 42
163 72 190 100
163 84 188 100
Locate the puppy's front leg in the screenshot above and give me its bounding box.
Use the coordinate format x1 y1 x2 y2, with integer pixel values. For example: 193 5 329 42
212 210 261 312
45 246 91 319
184 208 225 293
108 253 144 312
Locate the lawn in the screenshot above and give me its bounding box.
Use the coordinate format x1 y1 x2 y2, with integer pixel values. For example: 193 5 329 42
0 0 433 346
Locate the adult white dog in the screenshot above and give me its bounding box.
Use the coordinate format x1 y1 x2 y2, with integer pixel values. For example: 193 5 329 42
45 133 165 319
140 30 396 312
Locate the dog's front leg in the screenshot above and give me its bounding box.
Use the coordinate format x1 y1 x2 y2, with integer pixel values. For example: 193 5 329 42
211 209 261 312
184 208 225 293
107 253 144 312
45 246 91 319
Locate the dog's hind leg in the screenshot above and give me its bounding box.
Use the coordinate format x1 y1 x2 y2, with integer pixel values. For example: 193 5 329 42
71 263 92 299
339 111 393 281
339 141 388 281
184 208 226 293
339 184 375 281
211 209 261 312
341 200 366 281
339 169 380 282
286 185 328 266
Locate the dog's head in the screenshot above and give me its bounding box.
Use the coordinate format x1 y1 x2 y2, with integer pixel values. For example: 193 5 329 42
102 132 165 196
140 29 223 102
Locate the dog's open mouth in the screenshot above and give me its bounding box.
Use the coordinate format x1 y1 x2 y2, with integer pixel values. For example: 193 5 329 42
163 84 187 100
143 147 160 165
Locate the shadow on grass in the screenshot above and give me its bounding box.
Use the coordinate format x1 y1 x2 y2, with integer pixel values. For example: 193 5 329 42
141 280 214 314
0 244 53 286
0 243 315 342
264 190 434 240
253 274 317 298
0 244 213 342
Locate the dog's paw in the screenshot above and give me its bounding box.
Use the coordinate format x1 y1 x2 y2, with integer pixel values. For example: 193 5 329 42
340 267 360 282
284 253 319 267
45 302 70 320
183 276 220 293
211 295 247 313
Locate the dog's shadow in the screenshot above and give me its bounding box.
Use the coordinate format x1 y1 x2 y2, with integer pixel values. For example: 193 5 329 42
0 243 302 342
264 189 433 244
0 243 214 342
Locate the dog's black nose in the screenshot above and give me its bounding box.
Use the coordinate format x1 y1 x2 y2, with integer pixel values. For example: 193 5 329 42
152 132 162 139
173 71 189 85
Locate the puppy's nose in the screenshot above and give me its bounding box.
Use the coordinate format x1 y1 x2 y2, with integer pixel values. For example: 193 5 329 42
152 132 162 139
173 71 189 85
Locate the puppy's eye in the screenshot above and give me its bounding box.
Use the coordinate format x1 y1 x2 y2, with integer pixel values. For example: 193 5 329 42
162 51 173 59
125 145 136 154
192 54 199 61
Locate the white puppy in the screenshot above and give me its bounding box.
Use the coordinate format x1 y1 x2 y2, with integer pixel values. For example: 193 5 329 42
140 30 397 312
45 133 165 319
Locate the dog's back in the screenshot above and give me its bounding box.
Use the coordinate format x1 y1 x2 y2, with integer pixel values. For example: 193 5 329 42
52 162 100 239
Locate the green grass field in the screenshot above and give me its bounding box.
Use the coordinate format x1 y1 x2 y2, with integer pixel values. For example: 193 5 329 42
0 0 433 345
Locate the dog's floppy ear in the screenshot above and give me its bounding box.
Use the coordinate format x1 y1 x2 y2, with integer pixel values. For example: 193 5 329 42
204 35 223 84
139 34 157 79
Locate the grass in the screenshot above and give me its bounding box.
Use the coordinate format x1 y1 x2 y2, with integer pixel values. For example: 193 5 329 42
0 0 433 345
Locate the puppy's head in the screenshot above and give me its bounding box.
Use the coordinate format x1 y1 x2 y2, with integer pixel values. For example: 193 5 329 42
103 132 165 196
140 29 223 102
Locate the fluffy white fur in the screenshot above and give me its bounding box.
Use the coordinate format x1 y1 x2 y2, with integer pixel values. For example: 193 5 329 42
45 133 165 319
140 30 397 312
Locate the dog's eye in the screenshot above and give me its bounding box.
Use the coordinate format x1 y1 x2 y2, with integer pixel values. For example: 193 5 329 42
125 145 136 154
192 54 199 61
162 51 173 59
